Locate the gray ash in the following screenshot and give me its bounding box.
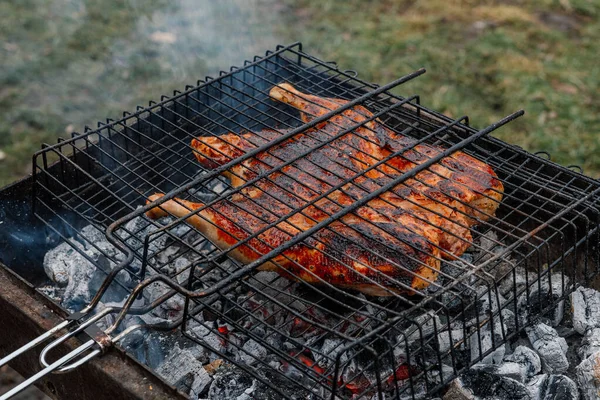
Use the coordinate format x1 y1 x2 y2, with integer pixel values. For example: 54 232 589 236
206 364 318 400
38 210 600 400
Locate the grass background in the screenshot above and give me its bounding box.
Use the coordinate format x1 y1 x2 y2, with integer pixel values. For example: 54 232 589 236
1 0 599 186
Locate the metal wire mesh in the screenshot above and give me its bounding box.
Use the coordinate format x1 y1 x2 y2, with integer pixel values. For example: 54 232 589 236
31 43 600 399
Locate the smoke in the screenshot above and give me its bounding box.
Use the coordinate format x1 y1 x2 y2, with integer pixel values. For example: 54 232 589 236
132 0 281 79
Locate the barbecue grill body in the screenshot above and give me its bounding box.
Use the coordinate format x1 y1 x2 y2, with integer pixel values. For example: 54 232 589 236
1 43 599 399
0 179 186 399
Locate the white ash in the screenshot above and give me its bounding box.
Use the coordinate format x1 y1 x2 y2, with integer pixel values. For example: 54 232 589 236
527 374 578 400
576 350 600 400
443 368 531 400
571 286 600 335
37 284 65 304
187 320 229 362
438 329 465 354
498 267 529 296
38 208 595 400
471 362 529 383
526 323 568 374
40 216 221 397
43 232 105 310
426 364 456 388
156 343 212 397
469 319 507 365
314 338 348 370
476 286 508 316
206 363 317 400
237 339 268 365
517 274 567 328
402 311 442 345
478 230 499 253
578 327 600 360
188 174 231 202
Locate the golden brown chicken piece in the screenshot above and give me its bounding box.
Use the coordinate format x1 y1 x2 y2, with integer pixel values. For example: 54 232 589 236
146 193 441 296
152 84 504 295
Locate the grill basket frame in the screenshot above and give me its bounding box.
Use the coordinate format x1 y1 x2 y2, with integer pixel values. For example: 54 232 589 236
28 43 600 399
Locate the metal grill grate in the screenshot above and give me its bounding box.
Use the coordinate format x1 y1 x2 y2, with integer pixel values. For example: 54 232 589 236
28 43 600 399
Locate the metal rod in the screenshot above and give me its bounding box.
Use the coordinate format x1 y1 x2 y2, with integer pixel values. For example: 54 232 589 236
0 320 71 368
0 340 98 400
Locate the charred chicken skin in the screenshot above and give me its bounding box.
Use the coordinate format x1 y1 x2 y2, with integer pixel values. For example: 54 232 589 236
145 84 503 296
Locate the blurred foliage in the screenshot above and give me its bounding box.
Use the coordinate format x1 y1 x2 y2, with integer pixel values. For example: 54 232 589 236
0 0 277 186
0 0 599 186
279 0 600 176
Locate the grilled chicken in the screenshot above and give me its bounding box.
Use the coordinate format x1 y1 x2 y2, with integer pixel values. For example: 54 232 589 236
146 193 441 296
191 84 503 259
145 84 503 295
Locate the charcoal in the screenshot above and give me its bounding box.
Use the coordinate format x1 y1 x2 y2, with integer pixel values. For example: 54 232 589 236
132 330 170 370
571 286 600 334
471 362 529 383
477 286 508 316
88 268 132 305
518 274 567 327
189 321 228 361
144 281 186 321
578 327 600 360
479 230 499 253
315 338 347 370
526 323 568 374
238 339 268 365
208 364 317 400
156 343 212 398
402 311 442 345
469 319 507 364
398 381 427 400
189 174 230 202
43 239 88 286
504 346 541 379
576 351 600 400
498 267 529 296
426 364 456 387
36 284 65 303
43 239 99 311
118 213 170 263
438 329 465 353
527 374 578 400
444 369 531 400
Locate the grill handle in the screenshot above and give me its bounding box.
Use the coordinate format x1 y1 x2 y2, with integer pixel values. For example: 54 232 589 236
0 339 98 400
0 309 111 399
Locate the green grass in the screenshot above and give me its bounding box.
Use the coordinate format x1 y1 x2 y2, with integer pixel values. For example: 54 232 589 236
0 0 277 186
279 0 600 176
1 0 599 186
